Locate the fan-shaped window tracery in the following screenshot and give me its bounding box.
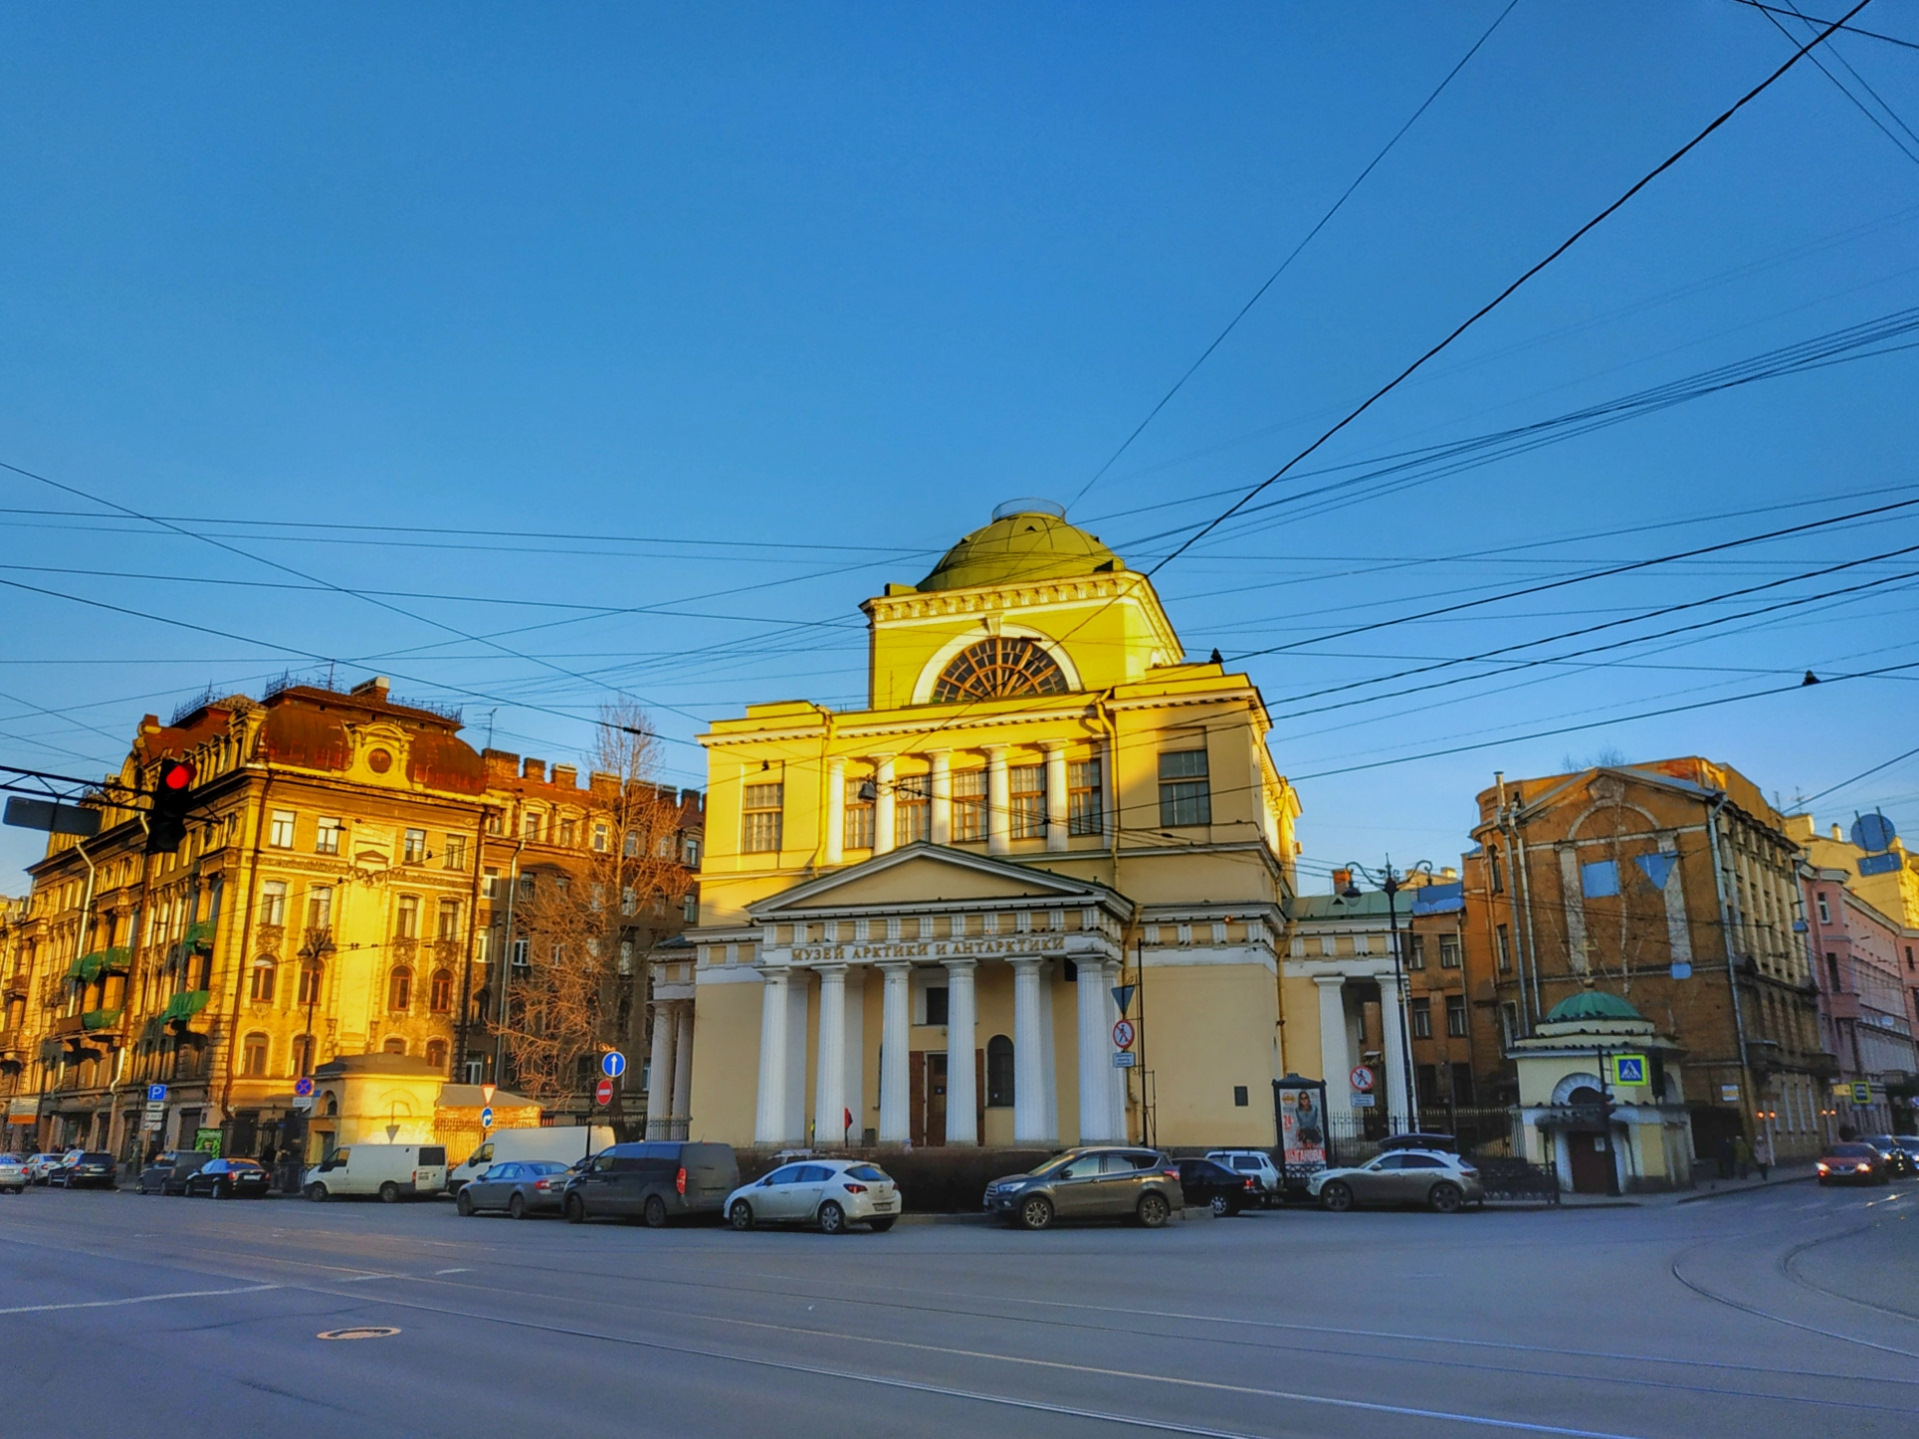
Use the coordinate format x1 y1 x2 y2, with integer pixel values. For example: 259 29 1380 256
933 637 1069 702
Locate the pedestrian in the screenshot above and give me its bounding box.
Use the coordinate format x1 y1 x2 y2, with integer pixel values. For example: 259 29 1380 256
1752 1131 1771 1181
1731 1133 1753 1180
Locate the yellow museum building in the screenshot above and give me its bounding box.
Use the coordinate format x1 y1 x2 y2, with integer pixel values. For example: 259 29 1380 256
672 501 1302 1152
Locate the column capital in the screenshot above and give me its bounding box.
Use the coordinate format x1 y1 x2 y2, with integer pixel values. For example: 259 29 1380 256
982 742 1009 758
812 962 849 980
756 964 794 983
941 956 977 976
1008 954 1043 971
1039 739 1069 753
875 958 914 972
1312 973 1347 989
867 751 897 767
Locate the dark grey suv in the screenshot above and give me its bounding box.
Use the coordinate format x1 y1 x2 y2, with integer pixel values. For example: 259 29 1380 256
984 1147 1182 1230
563 1141 739 1227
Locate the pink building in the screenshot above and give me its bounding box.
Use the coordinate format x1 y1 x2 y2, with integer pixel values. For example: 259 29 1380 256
1800 864 1917 1137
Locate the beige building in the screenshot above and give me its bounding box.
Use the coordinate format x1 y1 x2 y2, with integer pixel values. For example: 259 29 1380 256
670 502 1301 1152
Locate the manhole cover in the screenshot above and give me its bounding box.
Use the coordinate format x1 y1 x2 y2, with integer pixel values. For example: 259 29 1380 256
317 1326 401 1341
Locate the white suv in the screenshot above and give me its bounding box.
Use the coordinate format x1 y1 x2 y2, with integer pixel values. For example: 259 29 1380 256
1206 1149 1283 1206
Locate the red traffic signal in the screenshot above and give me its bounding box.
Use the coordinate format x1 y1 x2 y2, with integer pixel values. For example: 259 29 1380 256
146 758 198 854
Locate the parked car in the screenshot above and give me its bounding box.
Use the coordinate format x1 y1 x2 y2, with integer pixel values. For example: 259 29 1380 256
448 1126 612 1195
1177 1157 1261 1217
50 1151 117 1189
725 1160 900 1234
1817 1143 1890 1186
1377 1132 1460 1154
139 1151 212 1195
563 1141 740 1227
457 1160 572 1218
30 1150 81 1185
303 1144 448 1202
0 1155 27 1194
1860 1135 1914 1177
1205 1149 1284 1205
1309 1149 1483 1213
984 1147 1182 1230
184 1157 272 1199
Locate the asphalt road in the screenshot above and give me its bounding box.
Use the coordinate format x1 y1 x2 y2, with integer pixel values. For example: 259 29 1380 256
2 1179 1916 1438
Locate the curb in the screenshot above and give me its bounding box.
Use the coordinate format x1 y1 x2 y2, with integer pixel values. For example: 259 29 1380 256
1673 1172 1817 1204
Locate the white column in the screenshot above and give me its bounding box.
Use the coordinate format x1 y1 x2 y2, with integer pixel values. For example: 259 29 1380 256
1315 976 1350 1101
1077 958 1117 1141
1011 958 1049 1143
670 1002 694 1139
1039 961 1059 1140
944 959 978 1145
785 969 810 1144
813 964 849 1148
1376 970 1412 1134
986 745 1011 856
646 1001 677 1139
644 1005 675 1135
753 968 792 1145
873 754 897 855
825 756 846 866
929 751 952 846
1043 742 1069 853
877 962 912 1144
1104 960 1127 1141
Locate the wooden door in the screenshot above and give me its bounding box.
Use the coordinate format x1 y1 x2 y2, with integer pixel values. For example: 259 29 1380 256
925 1053 948 1147
1568 1132 1612 1193
909 1050 925 1147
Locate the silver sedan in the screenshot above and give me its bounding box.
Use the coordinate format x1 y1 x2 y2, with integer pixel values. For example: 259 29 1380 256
455 1160 572 1218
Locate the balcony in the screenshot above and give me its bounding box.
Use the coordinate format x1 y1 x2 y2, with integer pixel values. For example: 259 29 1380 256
161 990 212 1025
0 1027 25 1060
66 947 131 983
82 1007 124 1033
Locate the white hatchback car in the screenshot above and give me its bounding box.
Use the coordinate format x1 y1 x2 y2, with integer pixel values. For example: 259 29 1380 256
0 1155 27 1194
726 1159 901 1234
1206 1149 1283 1205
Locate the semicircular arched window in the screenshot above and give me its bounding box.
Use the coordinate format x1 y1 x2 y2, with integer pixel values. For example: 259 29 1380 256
933 637 1069 703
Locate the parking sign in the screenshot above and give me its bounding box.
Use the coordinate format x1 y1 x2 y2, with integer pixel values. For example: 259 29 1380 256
147 1084 167 1103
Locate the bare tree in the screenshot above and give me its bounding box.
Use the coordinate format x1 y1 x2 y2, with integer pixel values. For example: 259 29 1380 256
494 703 695 1138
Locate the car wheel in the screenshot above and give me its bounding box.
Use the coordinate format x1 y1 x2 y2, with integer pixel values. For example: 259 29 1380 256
869 1217 896 1232
1018 1194 1055 1231
1428 1182 1464 1215
1137 1192 1171 1228
305 1183 329 1203
643 1195 669 1229
818 1200 846 1235
456 1191 476 1216
729 1199 755 1231
565 1194 587 1224
1210 1193 1232 1218
1319 1181 1354 1213
509 1192 528 1221
378 1181 401 1204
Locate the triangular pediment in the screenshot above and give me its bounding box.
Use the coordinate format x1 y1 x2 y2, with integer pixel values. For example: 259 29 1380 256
749 842 1120 917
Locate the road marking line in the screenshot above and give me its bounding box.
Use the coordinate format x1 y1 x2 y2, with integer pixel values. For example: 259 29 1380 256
432 1268 472 1275
0 1284 280 1316
340 1273 401 1283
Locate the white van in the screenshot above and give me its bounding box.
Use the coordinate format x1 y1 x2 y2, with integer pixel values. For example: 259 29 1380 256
448 1126 611 1194
304 1143 448 1203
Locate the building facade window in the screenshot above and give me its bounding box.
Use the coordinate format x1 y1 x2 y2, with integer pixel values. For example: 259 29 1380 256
315 817 342 855
269 811 296 849
395 895 420 939
1488 846 1503 893
1409 997 1432 1039
437 899 461 941
1158 749 1211 828
426 1038 448 1072
844 778 875 849
1816 893 1831 924
242 1033 269 1077
932 636 1068 702
403 829 427 864
260 880 287 929
896 776 929 844
1446 994 1469 1037
306 885 333 932
510 938 530 969
684 836 701 867
1009 765 1046 840
951 769 987 842
1495 923 1512 972
592 822 609 853
382 1036 407 1055
559 818 578 847
986 1034 1015 1107
443 834 468 870
429 969 454 1012
742 783 784 854
1407 934 1426 970
1068 758 1102 836
297 961 324 1007
522 811 543 842
1439 935 1462 969
388 967 413 1012
247 958 276 1004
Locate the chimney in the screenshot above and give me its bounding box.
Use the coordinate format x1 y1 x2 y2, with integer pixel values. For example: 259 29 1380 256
551 764 578 789
351 676 391 700
1831 823 1843 841
524 758 546 782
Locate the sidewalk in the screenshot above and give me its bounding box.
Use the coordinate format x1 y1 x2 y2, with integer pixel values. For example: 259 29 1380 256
1498 1163 1819 1210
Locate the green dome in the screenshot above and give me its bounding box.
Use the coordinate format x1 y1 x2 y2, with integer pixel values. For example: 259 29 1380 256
1544 991 1644 1023
918 502 1121 592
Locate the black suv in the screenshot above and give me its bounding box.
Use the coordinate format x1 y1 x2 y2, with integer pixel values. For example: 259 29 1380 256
563 1142 739 1227
51 1152 116 1189
140 1151 211 1195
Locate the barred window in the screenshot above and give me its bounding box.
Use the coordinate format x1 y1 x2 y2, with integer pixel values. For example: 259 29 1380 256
896 774 930 845
1010 765 1045 840
951 769 987 842
742 783 784 854
1068 759 1102 836
844 777 875 850
1157 749 1211 828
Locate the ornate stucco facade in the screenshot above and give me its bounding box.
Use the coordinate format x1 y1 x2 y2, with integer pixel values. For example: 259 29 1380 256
669 503 1301 1151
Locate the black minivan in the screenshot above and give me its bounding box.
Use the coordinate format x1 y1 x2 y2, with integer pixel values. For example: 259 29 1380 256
563 1142 738 1227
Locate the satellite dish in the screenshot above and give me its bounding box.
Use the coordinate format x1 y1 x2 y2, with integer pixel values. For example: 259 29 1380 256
1851 811 1897 854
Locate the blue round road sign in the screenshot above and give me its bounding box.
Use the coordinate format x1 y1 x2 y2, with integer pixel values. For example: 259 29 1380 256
1851 811 1897 854
601 1051 626 1079
294 1076 314 1098
480 1106 494 1129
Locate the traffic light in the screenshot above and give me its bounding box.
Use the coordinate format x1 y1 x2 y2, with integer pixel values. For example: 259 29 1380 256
146 758 196 854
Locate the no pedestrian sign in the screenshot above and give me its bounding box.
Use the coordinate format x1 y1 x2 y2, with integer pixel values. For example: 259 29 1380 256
1349 1065 1375 1093
1111 1019 1135 1050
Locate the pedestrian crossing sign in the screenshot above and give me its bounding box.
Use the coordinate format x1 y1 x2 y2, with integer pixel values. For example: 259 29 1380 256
1607 1053 1648 1086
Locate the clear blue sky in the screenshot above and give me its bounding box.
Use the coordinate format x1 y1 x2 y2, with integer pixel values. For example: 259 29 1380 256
4 2 1918 889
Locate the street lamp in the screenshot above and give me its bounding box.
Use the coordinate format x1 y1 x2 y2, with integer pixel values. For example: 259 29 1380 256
297 928 335 1079
1341 858 1430 1136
